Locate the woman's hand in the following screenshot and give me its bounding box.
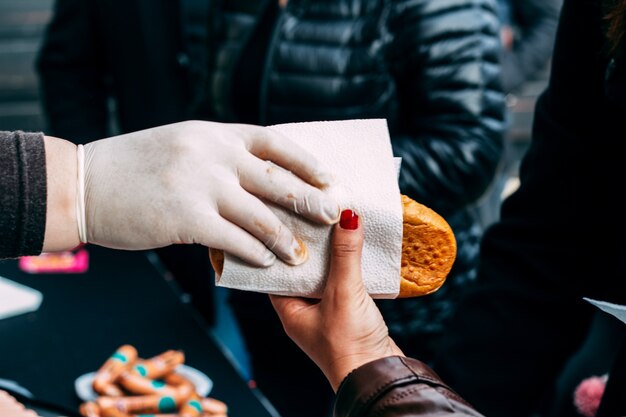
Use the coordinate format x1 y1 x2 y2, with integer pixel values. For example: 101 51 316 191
79 121 340 265
270 210 404 391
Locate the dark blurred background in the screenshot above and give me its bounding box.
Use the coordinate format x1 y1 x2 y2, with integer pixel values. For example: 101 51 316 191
0 0 52 132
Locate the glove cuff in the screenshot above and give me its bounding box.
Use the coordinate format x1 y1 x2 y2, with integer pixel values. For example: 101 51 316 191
75 144 88 243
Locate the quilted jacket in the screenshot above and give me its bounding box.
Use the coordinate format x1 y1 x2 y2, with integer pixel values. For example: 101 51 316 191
209 0 506 341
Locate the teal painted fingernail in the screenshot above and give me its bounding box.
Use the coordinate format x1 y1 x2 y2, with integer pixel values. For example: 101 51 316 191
151 380 165 389
158 396 176 412
134 364 147 376
188 400 202 413
111 352 127 363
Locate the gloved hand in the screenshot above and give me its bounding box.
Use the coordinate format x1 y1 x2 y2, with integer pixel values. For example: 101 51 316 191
82 121 340 266
270 210 404 391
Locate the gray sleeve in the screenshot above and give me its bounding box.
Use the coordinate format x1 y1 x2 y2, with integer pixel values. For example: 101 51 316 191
0 131 47 258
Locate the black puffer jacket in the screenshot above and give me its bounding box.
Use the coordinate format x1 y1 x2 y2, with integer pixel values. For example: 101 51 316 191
211 0 505 349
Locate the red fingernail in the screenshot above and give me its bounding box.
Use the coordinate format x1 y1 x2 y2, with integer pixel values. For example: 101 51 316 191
340 209 359 230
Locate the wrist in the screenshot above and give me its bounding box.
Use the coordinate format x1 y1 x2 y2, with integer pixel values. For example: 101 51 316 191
42 136 80 252
328 339 405 392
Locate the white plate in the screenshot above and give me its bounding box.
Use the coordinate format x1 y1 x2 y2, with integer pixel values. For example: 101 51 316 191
74 364 213 402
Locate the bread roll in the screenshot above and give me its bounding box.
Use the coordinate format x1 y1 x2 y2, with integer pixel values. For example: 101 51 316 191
397 194 456 297
209 194 456 298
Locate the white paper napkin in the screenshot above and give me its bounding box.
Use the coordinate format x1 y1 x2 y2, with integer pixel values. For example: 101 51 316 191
584 297 626 325
0 276 43 320
216 119 403 298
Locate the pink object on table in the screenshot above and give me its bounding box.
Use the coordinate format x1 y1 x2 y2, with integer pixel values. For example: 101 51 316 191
18 246 89 274
573 374 608 417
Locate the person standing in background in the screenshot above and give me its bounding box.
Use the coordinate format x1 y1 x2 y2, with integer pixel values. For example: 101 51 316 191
478 0 563 227
36 1 505 416
269 1 626 416
497 0 563 94
203 1 504 417
436 0 626 415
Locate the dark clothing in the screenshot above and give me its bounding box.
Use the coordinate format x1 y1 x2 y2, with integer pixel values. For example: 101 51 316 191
477 0 562 232
210 0 504 221
547 312 625 417
0 131 47 259
597 339 626 417
437 1 626 417
36 0 191 143
36 0 215 326
335 356 483 417
499 0 563 92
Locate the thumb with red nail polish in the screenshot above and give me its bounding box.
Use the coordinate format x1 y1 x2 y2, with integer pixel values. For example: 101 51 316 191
339 209 359 230
270 209 404 392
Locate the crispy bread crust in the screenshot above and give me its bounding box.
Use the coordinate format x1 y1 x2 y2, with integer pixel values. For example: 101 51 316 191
397 195 456 298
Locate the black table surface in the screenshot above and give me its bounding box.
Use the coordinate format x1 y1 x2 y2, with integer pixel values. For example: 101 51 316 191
0 245 278 417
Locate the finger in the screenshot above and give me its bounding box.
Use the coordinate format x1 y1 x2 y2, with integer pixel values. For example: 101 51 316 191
217 187 308 265
324 209 365 300
196 216 277 267
238 124 335 189
270 294 315 321
238 154 340 225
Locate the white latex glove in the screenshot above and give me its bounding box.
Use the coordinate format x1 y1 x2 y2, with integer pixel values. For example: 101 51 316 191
82 121 340 266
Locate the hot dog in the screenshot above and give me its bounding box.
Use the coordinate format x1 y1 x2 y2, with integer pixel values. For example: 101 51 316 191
209 194 456 298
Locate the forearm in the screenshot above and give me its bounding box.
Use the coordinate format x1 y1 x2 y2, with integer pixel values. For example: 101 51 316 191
42 136 80 252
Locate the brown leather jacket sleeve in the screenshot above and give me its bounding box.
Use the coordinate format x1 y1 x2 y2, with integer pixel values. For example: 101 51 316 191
334 356 484 417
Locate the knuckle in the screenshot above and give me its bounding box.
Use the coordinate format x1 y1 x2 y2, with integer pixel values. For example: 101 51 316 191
251 216 280 247
253 241 268 257
263 160 277 175
248 238 270 259
294 192 314 215
332 242 360 259
262 222 291 252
